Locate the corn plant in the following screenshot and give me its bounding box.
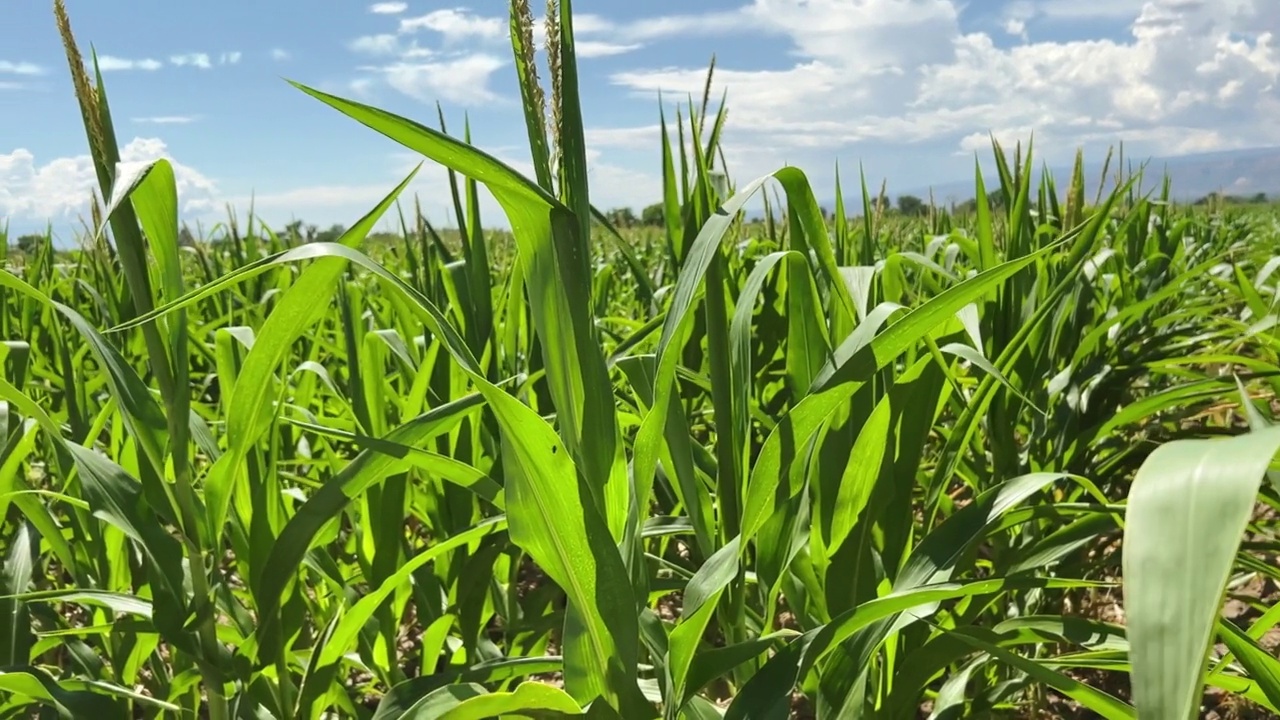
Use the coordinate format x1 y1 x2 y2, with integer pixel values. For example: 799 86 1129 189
2 1 1280 719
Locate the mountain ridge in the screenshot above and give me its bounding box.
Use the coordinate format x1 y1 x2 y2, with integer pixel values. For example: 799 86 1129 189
875 145 1280 207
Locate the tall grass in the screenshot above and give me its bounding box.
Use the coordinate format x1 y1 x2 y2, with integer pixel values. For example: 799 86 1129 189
2 1 1280 718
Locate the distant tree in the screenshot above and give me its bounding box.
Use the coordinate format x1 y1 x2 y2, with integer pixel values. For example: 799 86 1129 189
988 187 1007 210
896 194 927 217
313 224 345 244
279 221 346 243
178 225 197 247
874 190 890 214
1194 192 1227 206
14 234 43 255
606 207 638 228
641 203 665 227
282 220 305 242
1252 192 1268 204
952 190 1006 215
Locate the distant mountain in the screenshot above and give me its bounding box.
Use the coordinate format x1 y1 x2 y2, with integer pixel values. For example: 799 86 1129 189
885 146 1280 207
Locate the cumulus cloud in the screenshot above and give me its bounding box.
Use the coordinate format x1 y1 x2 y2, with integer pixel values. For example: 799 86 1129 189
1036 0 1149 21
170 53 212 69
577 41 644 58
0 138 218 221
0 61 44 75
350 34 404 56
398 9 504 39
379 54 506 104
370 1 408 13
352 5 650 105
97 55 163 72
600 0 1280 186
2 133 655 235
348 77 376 97
84 51 241 72
584 126 662 149
227 139 656 229
271 48 291 61
349 8 513 104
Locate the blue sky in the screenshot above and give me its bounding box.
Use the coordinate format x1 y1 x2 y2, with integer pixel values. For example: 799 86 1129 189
4 0 1279 239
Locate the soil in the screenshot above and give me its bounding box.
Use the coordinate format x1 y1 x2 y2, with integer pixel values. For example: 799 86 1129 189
369 490 1280 719
1019 499 1280 720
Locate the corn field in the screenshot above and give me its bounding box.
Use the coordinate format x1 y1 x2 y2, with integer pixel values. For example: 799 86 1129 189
4 1 1280 718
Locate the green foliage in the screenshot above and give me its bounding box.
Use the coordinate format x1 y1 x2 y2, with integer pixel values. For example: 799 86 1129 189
895 194 927 216
641 202 666 226
12 235 44 255
606 207 639 228
3 2 1280 719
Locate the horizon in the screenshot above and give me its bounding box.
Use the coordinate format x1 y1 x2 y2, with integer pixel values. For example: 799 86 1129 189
4 0 1279 239
8 143 1276 243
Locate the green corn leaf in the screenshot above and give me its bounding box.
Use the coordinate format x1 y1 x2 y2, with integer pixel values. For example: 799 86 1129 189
1123 427 1280 719
378 683 489 720
290 81 627 547
0 523 34 666
202 166 418 541
797 576 1101 680
1217 618 1280 709
376 681 583 720
372 658 567 720
664 537 740 718
253 395 483 652
741 245 1055 544
150 237 645 711
944 628 1135 719
312 517 506 673
0 666 125 720
60 444 199 658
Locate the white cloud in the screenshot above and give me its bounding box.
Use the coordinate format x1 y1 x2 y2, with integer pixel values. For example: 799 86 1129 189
996 0 1155 36
97 55 163 72
0 82 23 91
170 53 212 69
350 34 404 56
398 9 505 39
349 77 376 97
625 11 756 43
225 141 658 230
0 61 44 76
602 0 1280 186
1036 0 1149 20
0 138 217 221
577 41 644 58
0 129 654 237
568 14 616 34
133 115 199 124
370 1 408 13
350 7 515 104
95 52 238 71
532 8 781 59
271 48 291 61
583 153 663 210
350 5 642 106
228 183 413 211
377 54 506 104
585 126 662 149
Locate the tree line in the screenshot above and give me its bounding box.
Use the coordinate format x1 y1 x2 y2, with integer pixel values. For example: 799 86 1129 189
14 188 1269 255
